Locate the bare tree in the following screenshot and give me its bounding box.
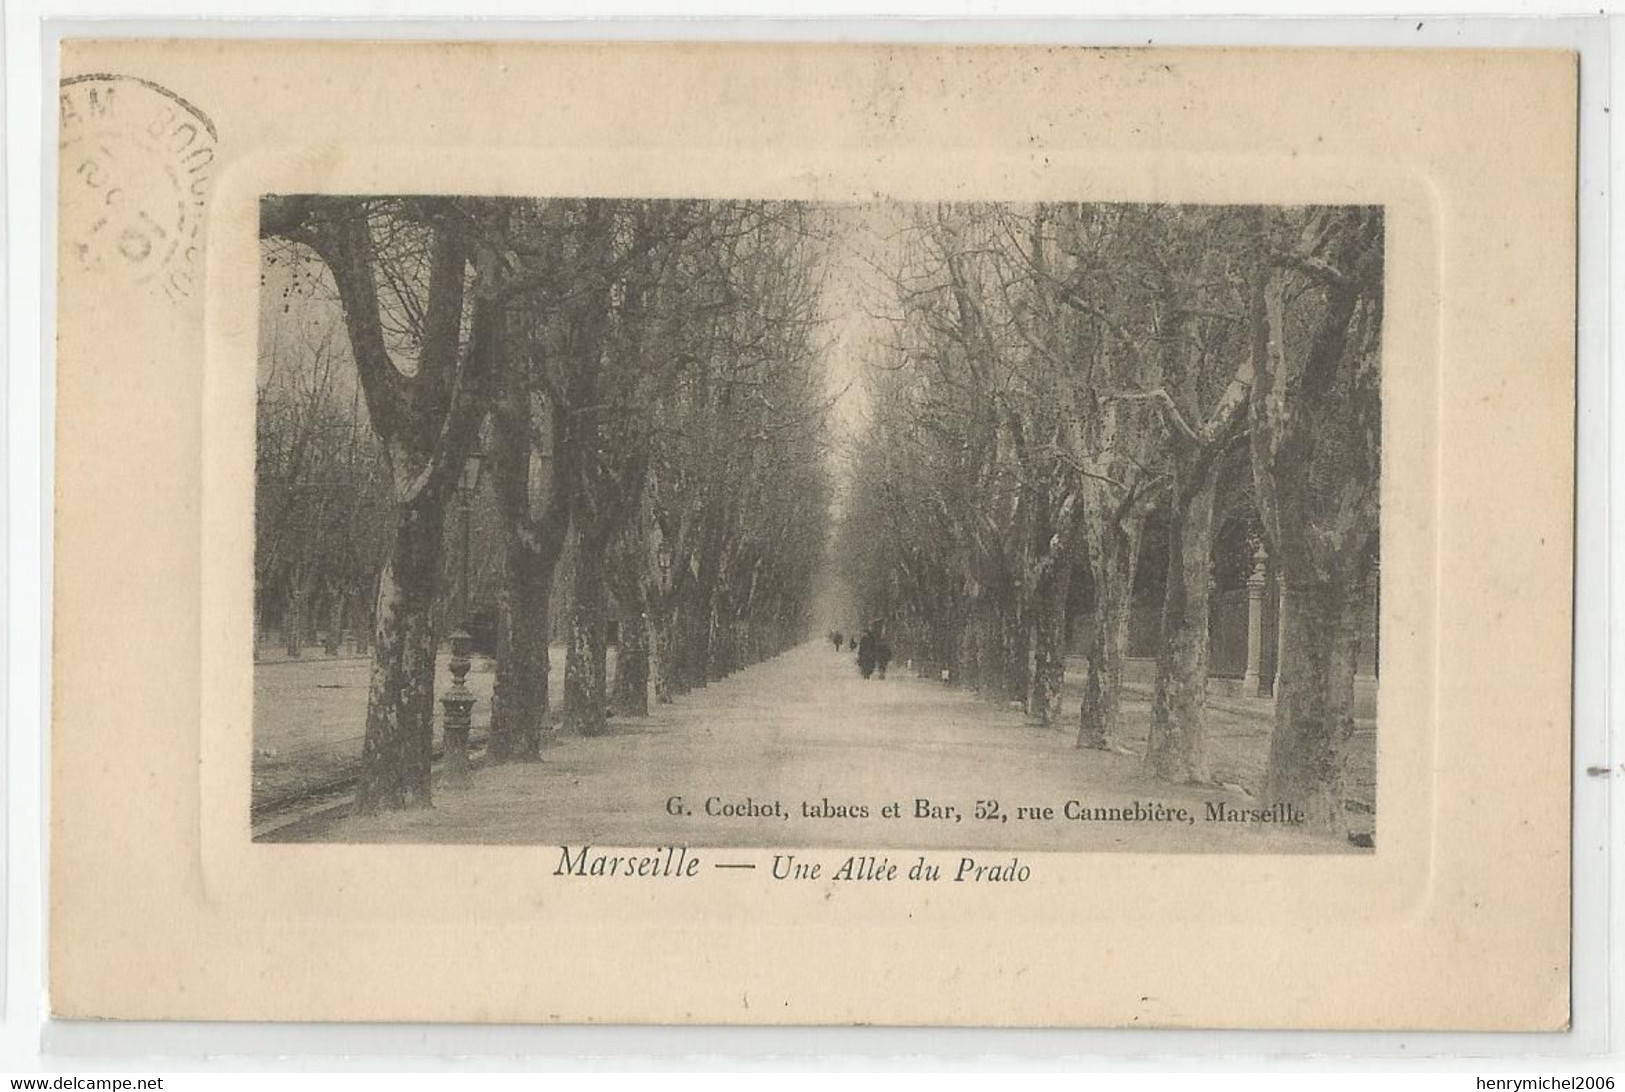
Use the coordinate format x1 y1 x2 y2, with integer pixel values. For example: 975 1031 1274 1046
1252 206 1384 833
260 195 505 810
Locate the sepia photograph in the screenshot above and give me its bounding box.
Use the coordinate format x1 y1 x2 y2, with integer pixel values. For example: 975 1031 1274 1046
251 196 1383 853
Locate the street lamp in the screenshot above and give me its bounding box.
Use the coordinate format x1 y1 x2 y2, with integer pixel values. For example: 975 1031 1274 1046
657 539 674 582
442 443 484 786
457 447 486 627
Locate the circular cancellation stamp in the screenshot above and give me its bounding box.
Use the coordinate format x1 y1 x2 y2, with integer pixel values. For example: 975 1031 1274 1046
59 74 217 303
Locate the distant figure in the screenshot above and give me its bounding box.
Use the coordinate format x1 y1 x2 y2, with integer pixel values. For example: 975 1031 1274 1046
856 628 877 680
831 630 844 651
876 635 893 680
848 635 857 651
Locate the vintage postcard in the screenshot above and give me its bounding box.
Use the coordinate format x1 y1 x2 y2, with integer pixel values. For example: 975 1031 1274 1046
51 40 1574 1029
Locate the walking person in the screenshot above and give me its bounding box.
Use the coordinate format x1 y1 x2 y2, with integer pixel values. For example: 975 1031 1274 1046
856 626 877 680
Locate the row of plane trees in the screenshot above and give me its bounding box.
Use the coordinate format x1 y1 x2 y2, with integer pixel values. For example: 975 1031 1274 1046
258 196 834 813
838 202 1383 835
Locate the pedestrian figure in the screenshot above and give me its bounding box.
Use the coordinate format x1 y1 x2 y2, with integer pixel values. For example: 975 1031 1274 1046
876 635 893 680
848 635 856 651
831 630 844 651
856 627 877 680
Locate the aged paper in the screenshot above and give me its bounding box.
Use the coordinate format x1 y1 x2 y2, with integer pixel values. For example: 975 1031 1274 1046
51 40 1574 1028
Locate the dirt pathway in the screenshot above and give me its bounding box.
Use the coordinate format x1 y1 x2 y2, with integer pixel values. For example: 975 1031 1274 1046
279 641 1358 853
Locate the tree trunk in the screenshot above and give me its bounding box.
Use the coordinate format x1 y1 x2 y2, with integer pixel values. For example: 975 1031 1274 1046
1000 603 1030 706
981 612 1003 696
262 196 499 815
1078 516 1141 749
324 591 345 656
684 597 711 690
651 609 681 703
1145 467 1217 784
486 336 571 761
707 594 734 682
254 581 269 659
1263 571 1362 835
284 578 305 658
1243 208 1385 837
1026 564 1071 726
355 498 447 813
612 585 651 717
959 611 985 691
563 538 610 736
490 540 557 762
934 597 963 684
351 582 373 655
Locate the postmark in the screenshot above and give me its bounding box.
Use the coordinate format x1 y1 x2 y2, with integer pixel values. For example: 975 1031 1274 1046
59 74 217 303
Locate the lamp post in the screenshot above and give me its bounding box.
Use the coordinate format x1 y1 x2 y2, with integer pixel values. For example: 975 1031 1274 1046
441 445 485 785
458 448 485 627
657 538 674 587
1243 543 1268 697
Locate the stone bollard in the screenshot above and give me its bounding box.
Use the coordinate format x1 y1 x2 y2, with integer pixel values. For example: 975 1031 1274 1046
441 629 476 785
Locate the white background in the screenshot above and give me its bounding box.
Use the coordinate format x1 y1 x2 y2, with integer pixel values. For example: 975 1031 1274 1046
3 0 1620 1077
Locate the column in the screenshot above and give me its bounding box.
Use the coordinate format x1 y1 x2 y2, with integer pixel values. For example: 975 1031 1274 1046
1243 545 1267 696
